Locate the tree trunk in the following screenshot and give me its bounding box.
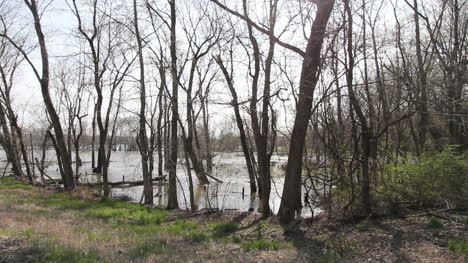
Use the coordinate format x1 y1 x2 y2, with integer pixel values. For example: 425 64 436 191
278 0 334 224
215 56 258 195
167 0 179 209
26 0 74 189
134 0 153 205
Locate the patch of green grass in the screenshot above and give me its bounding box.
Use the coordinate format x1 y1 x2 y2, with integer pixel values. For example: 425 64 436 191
85 231 113 242
129 239 167 259
448 239 468 256
210 222 240 237
166 220 201 235
241 240 286 251
35 194 168 227
428 218 444 229
24 228 35 239
186 231 210 242
0 177 33 190
0 228 20 238
35 244 101 263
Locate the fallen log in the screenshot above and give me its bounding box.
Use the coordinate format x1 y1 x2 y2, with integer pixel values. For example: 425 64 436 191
84 176 167 187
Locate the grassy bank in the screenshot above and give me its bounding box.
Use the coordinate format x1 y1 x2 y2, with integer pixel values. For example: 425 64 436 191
0 177 466 262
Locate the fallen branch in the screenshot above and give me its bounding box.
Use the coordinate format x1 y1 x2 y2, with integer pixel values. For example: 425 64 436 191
84 176 167 187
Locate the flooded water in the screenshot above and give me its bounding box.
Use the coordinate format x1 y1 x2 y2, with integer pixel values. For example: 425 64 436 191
0 150 320 217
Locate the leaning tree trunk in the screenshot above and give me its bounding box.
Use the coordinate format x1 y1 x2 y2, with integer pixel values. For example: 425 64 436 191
26 0 74 189
215 56 258 195
278 0 334 224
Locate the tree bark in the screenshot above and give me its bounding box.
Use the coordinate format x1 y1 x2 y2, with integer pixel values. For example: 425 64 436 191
278 0 334 224
167 0 179 209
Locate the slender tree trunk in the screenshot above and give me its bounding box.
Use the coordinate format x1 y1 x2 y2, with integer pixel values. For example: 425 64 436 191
157 67 165 179
215 56 258 195
167 0 179 209
134 0 153 205
91 104 96 168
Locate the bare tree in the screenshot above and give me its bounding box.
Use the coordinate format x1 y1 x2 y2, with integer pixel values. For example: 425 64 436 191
1 0 75 188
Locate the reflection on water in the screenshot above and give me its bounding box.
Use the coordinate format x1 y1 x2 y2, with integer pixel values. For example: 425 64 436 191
0 150 320 217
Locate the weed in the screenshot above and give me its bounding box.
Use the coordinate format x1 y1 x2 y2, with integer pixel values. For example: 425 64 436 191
448 239 468 257
242 239 283 251
35 244 101 263
231 236 243 244
256 220 267 239
428 218 444 229
129 239 167 259
210 222 239 237
325 235 354 258
24 228 35 239
186 231 210 242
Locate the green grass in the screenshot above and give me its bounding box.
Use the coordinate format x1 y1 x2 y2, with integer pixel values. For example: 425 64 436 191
448 239 468 257
36 245 101 263
210 222 240 237
166 220 201 235
33 193 167 227
241 239 287 251
0 177 295 261
0 177 33 190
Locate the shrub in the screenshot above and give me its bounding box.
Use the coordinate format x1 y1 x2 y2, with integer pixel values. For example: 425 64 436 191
380 147 468 211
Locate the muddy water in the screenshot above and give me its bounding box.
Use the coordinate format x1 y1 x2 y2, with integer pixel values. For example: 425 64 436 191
1 150 319 217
